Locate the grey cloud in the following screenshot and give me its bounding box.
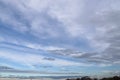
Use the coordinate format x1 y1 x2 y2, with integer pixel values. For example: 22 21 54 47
0 66 14 70
73 53 97 59
48 48 120 65
48 49 98 59
0 0 29 32
87 10 120 65
33 65 52 68
48 49 83 56
42 57 55 61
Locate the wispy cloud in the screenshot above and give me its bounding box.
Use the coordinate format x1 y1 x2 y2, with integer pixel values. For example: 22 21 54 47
0 45 85 68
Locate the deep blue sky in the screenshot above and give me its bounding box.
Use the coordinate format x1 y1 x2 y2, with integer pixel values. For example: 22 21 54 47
0 0 120 77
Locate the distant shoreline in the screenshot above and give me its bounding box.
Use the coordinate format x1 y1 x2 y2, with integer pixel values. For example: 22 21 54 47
1 76 120 80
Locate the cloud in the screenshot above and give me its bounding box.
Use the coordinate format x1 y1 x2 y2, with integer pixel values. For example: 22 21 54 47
0 65 14 70
33 65 52 68
47 48 120 66
0 47 85 68
0 0 92 50
42 57 55 61
87 10 120 64
0 0 28 32
0 0 120 69
25 42 65 51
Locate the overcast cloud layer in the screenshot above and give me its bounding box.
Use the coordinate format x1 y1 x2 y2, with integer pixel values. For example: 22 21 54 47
0 0 120 77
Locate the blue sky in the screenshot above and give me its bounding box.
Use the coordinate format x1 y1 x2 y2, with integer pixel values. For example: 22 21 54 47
0 0 120 77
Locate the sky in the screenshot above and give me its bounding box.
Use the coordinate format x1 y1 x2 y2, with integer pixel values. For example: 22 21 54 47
0 0 120 77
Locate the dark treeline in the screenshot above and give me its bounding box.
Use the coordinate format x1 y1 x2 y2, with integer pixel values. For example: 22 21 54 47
66 76 120 80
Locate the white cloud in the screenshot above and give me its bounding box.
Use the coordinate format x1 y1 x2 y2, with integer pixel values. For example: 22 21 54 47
25 43 65 51
27 0 51 12
48 0 84 37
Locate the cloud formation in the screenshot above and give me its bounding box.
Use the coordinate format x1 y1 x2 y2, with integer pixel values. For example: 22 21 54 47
0 0 120 76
